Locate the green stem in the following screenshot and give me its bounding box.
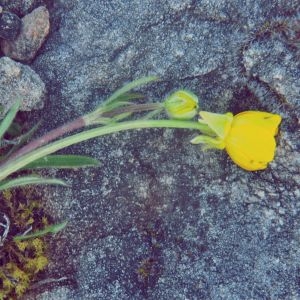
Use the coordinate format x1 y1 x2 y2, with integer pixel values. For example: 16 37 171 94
0 119 209 182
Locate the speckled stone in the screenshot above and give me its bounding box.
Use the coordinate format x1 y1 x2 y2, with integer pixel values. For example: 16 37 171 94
0 11 22 40
0 56 45 115
0 0 41 16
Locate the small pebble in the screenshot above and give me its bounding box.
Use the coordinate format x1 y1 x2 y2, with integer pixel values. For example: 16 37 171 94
0 11 22 40
0 6 49 61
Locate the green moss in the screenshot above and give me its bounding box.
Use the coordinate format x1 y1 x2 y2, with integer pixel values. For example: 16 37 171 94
137 258 156 281
0 187 50 299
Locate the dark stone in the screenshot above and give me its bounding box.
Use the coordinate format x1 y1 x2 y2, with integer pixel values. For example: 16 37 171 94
0 11 21 40
0 0 44 16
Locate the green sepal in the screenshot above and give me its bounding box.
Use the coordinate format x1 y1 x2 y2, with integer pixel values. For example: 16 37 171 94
199 111 233 139
190 135 226 150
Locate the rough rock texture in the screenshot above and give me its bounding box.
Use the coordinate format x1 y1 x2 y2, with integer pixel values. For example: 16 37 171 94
0 56 45 115
1 6 50 61
0 11 22 40
243 28 300 118
22 0 300 299
0 0 44 16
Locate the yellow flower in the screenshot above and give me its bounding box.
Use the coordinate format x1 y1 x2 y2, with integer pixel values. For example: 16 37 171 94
164 90 198 120
191 111 282 171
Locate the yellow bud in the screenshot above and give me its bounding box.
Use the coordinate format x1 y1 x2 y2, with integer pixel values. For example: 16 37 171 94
164 90 198 120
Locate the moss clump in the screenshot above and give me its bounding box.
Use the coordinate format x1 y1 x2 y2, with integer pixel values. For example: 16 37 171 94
137 258 156 281
0 188 50 299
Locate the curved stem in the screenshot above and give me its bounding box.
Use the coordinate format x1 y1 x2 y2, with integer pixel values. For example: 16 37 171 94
7 117 85 161
6 103 162 161
0 119 209 181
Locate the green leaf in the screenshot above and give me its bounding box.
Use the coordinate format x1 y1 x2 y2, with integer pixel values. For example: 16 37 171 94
23 155 100 169
101 101 132 113
6 121 22 137
4 122 40 159
111 112 132 122
108 92 144 104
0 101 20 141
0 175 68 190
142 108 164 120
103 76 158 106
14 221 68 241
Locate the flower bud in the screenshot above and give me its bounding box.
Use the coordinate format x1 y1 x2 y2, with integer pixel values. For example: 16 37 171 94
164 90 198 120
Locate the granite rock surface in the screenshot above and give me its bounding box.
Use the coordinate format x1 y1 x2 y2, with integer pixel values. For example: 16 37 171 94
21 0 300 299
0 56 45 115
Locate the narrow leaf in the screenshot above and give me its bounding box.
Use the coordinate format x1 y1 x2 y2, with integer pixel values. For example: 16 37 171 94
5 122 40 159
103 76 158 106
0 101 20 141
111 112 132 122
23 155 100 169
14 221 68 241
0 175 68 190
142 108 164 120
102 101 132 113
6 122 22 137
108 92 144 103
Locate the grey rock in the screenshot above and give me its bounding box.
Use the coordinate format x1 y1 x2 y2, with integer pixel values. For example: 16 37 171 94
0 11 22 40
25 287 74 300
243 30 300 118
0 56 45 115
22 0 300 299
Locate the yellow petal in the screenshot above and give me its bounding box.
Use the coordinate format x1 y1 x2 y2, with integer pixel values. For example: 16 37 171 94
232 111 282 136
225 124 276 171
